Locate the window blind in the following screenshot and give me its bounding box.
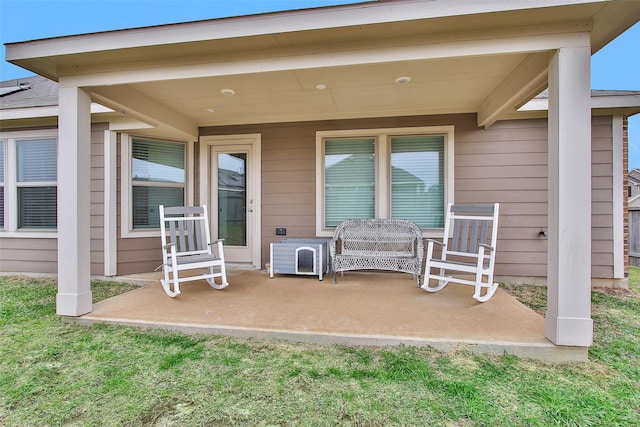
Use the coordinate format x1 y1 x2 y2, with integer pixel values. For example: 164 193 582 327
391 135 445 227
17 139 56 182
324 138 375 227
0 142 4 183
132 186 184 229
18 187 57 229
16 139 57 229
132 138 185 184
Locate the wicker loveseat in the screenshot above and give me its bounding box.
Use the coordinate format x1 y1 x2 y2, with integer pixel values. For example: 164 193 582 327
330 219 424 285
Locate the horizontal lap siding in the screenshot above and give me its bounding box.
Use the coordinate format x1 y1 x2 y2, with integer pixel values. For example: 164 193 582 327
117 237 163 274
0 125 108 275
0 238 57 273
591 116 615 278
197 113 616 280
115 133 163 275
90 125 107 276
455 118 549 278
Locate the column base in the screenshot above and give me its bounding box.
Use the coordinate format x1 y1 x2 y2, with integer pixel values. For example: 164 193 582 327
56 291 93 317
545 313 593 346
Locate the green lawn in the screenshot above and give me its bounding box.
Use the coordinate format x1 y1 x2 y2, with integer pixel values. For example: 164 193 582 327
1 272 639 426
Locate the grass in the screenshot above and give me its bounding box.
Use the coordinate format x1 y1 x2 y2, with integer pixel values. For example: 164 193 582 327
1 273 639 426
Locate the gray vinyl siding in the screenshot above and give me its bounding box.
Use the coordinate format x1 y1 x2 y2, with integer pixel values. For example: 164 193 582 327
90 124 107 275
115 134 164 275
1 115 617 279
201 113 617 281
591 115 615 278
455 117 549 277
0 237 57 273
0 124 108 275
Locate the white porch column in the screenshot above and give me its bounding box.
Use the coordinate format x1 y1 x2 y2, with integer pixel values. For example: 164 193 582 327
545 47 593 346
56 86 93 316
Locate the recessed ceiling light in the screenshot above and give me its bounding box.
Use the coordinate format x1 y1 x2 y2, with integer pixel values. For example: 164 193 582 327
206 108 216 113
395 76 411 85
315 83 327 90
221 88 236 96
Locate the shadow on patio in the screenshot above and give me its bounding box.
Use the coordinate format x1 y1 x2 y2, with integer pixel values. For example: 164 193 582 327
79 269 587 362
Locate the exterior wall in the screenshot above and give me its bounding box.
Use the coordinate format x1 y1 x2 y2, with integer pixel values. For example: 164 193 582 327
0 237 57 273
591 115 616 279
199 113 618 282
455 117 549 278
115 134 163 275
90 124 107 276
0 124 108 275
0 115 621 281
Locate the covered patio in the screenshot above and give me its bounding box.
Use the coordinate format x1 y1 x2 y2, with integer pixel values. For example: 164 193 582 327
78 269 586 362
5 0 640 356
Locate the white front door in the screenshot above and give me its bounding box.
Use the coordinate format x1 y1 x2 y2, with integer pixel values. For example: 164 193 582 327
201 135 261 268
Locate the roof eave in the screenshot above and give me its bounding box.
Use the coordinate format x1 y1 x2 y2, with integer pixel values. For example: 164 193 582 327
6 0 629 82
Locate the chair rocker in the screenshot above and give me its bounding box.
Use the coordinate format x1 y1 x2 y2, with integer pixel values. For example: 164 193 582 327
421 203 499 302
159 205 229 297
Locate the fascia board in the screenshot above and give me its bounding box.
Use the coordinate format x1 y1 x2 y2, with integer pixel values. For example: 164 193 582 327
5 0 604 60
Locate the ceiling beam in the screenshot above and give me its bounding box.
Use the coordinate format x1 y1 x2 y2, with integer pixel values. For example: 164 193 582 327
90 85 198 141
477 52 550 128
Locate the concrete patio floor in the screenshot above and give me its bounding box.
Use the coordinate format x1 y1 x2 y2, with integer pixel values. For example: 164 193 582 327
79 269 587 362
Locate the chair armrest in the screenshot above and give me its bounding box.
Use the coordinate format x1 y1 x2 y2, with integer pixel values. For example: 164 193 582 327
209 239 225 245
479 243 495 252
425 239 445 247
163 242 176 250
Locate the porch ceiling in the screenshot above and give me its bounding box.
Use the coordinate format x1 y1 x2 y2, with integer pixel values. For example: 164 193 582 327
128 54 528 128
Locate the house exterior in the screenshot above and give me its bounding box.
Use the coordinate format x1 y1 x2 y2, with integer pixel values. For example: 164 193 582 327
2 0 640 349
629 169 640 199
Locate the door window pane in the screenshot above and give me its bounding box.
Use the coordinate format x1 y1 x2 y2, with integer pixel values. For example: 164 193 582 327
324 138 375 227
391 135 445 228
218 153 247 246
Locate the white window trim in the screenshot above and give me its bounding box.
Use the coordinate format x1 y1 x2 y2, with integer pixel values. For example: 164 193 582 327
0 129 58 238
315 125 454 238
120 134 194 238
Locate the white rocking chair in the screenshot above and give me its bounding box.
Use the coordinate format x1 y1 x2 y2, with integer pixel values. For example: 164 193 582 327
421 203 499 302
159 205 229 297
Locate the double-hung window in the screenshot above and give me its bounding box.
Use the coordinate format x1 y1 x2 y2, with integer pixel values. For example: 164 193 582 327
317 126 454 236
16 139 58 229
0 132 58 235
122 136 190 236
